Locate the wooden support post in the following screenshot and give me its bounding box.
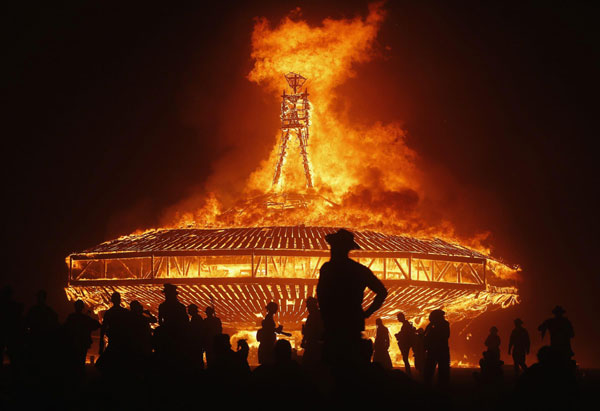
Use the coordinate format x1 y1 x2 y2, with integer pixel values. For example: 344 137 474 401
408 255 412 281
483 260 486 286
151 255 155 279
251 253 255 278
383 258 387 280
103 259 107 279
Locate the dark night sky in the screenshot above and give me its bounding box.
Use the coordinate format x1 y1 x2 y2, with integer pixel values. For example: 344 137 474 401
4 2 600 365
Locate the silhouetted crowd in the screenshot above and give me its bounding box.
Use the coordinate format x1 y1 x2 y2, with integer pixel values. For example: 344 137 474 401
0 230 583 409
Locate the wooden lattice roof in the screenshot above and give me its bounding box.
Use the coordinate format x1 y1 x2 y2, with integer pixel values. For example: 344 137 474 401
73 226 488 261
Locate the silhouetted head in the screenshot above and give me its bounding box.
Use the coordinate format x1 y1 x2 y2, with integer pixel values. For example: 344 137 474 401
429 309 445 323
306 296 318 313
274 339 292 364
130 300 142 315
162 283 178 299
514 318 524 327
110 292 121 306
552 305 566 317
325 229 360 255
490 326 498 334
536 345 561 365
376 318 383 327
397 312 406 322
359 338 374 364
74 299 84 313
213 333 231 356
205 306 215 316
36 289 47 304
266 301 278 314
188 304 198 316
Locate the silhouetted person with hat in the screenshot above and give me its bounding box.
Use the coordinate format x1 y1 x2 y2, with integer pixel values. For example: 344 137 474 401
508 318 530 376
155 283 188 367
394 312 416 375
373 318 393 370
257 301 291 365
203 305 222 368
317 228 388 367
63 299 100 378
423 309 450 387
475 326 504 384
301 296 323 368
538 305 574 361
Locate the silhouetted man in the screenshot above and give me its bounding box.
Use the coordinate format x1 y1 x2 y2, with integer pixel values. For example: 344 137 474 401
301 296 323 368
187 303 205 369
25 290 59 372
203 305 222 367
508 318 530 376
423 309 450 387
63 299 100 377
129 300 156 358
317 228 388 366
257 302 290 365
485 326 501 361
98 292 131 373
0 285 23 369
373 318 393 369
538 305 574 361
395 312 415 375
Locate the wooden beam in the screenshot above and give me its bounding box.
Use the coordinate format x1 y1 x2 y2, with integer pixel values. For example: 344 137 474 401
435 261 451 282
467 263 484 285
393 258 409 280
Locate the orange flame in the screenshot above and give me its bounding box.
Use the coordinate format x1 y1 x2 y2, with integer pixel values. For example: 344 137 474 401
157 3 519 280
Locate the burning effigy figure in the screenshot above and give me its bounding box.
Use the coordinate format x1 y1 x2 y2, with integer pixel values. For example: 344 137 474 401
317 228 388 367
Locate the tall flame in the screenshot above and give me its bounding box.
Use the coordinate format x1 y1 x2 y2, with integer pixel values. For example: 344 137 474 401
159 3 518 277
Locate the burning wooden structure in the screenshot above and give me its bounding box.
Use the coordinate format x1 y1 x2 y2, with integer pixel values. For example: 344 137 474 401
66 226 518 328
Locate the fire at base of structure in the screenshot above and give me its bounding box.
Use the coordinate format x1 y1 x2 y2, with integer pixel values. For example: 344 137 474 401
65 226 518 328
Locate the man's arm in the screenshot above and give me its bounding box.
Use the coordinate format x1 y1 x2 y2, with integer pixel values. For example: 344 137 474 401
363 267 388 318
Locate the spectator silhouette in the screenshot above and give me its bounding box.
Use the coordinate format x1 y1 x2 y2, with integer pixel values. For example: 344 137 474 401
129 300 156 359
485 326 501 361
257 301 290 365
394 312 416 375
538 305 575 362
516 345 579 408
373 318 393 370
63 299 100 378
423 309 450 388
155 283 188 368
0 285 23 370
300 296 323 368
252 339 314 403
187 303 205 369
24 289 59 373
203 305 222 368
413 328 426 375
508 318 530 376
97 291 132 374
209 333 251 389
317 229 387 367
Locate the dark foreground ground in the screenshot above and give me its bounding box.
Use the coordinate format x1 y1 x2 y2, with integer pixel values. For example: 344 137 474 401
1 364 598 410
